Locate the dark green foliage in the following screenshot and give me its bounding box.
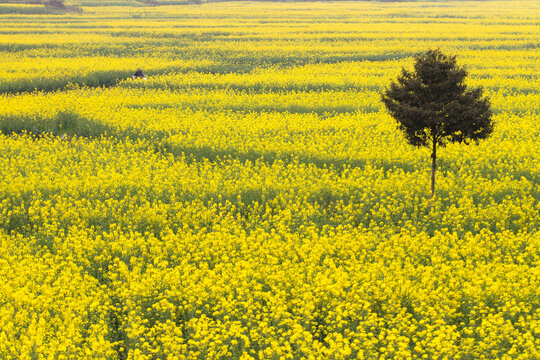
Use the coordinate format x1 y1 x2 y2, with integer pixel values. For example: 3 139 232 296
382 49 493 148
382 49 494 201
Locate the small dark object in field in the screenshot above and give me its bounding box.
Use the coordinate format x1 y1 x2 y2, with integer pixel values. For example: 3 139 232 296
59 133 75 143
47 0 66 10
132 68 147 80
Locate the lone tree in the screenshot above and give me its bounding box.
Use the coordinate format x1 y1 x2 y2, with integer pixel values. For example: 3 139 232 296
382 49 493 206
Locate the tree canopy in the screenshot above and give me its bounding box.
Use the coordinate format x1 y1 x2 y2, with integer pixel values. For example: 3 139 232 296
382 49 494 203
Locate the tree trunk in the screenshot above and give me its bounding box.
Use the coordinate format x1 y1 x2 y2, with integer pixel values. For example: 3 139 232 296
430 138 437 211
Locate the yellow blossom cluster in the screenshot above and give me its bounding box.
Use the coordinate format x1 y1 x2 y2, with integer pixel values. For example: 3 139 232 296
0 1 539 359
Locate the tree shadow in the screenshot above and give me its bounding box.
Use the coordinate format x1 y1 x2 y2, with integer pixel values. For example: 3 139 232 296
152 139 421 176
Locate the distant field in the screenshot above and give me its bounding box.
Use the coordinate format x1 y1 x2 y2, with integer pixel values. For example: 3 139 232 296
0 1 539 359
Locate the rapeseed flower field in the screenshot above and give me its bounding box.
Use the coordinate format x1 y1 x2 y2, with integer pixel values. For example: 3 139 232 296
0 1 538 359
